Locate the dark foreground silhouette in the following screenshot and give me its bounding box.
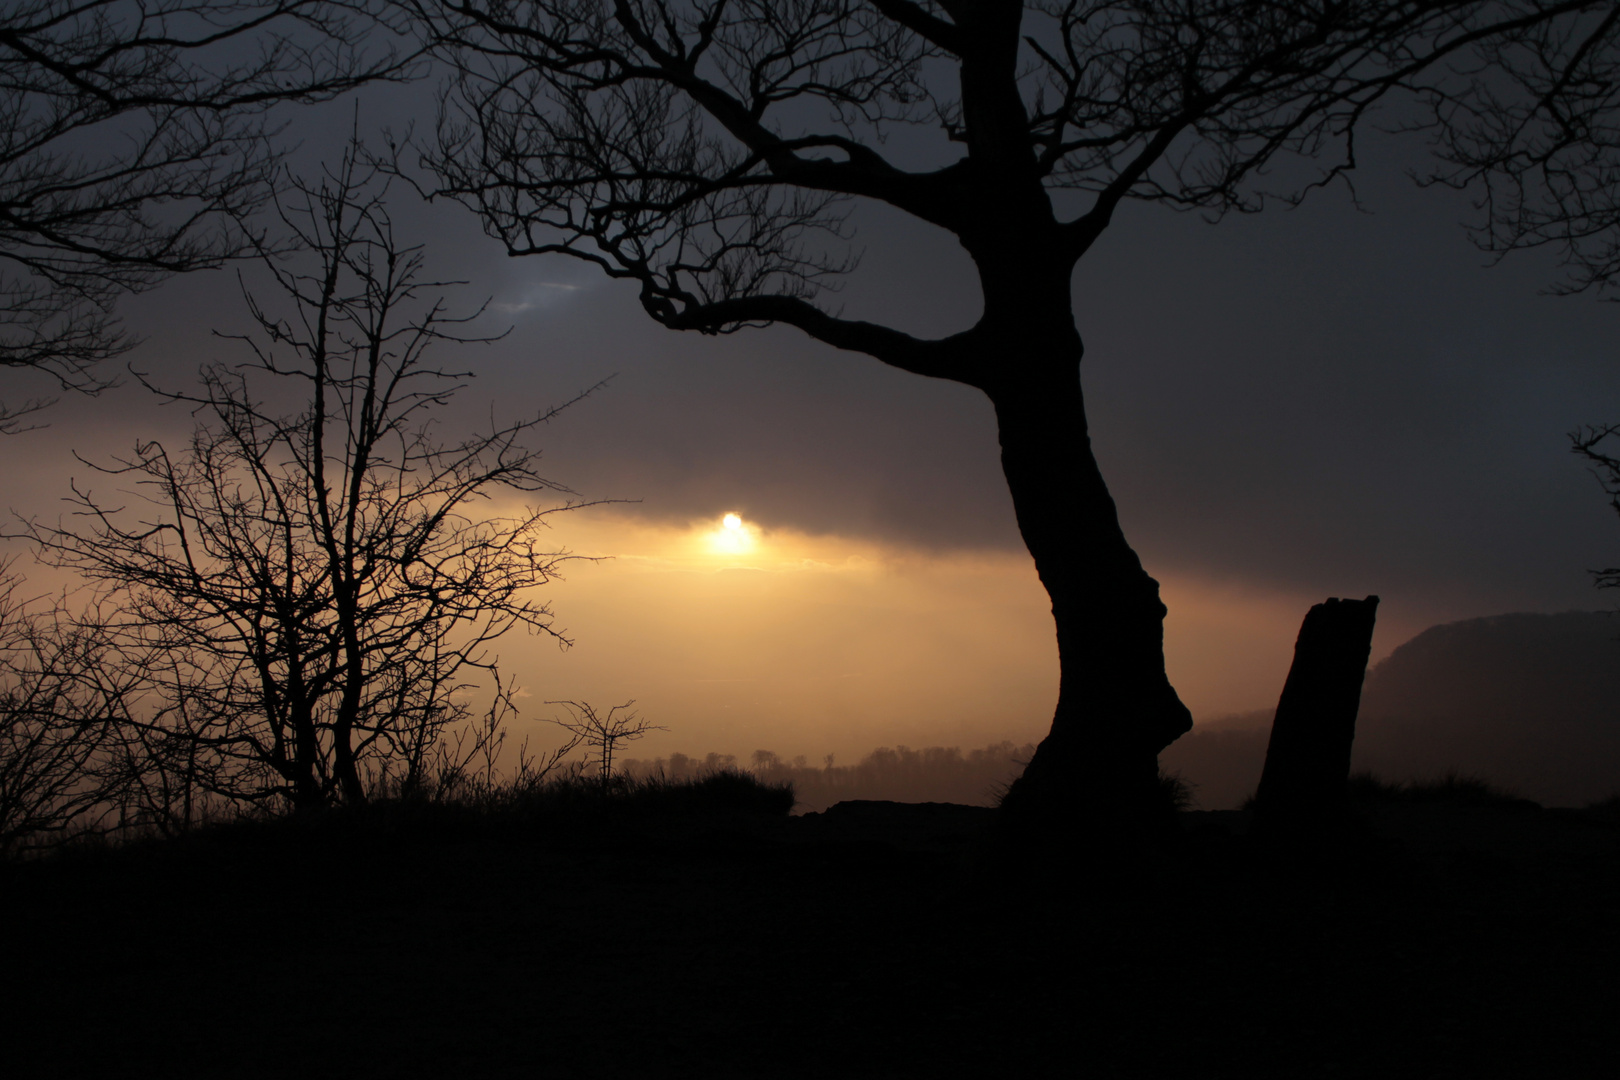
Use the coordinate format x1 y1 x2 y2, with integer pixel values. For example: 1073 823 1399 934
4 774 1618 1079
622 743 1038 813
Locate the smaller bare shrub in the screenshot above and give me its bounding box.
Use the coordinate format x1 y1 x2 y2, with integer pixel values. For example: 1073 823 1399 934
548 700 664 785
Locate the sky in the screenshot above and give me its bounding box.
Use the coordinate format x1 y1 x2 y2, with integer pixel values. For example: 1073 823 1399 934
5 83 1620 765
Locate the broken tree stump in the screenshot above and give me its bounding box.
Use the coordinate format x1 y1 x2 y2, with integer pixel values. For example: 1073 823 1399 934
1253 595 1379 835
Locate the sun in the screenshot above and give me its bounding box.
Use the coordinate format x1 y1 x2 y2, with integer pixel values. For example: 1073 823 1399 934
709 512 755 555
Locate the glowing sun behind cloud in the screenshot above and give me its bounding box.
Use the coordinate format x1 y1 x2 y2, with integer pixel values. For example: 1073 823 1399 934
708 511 757 556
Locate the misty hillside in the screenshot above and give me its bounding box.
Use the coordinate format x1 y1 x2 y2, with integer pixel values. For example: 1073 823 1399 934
1354 611 1620 805
1358 610 1620 720
1160 714 1272 811
1165 610 1620 809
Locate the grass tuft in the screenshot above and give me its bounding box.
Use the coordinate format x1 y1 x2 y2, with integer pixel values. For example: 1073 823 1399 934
1159 770 1195 813
4 768 799 866
1347 771 1538 809
500 768 797 818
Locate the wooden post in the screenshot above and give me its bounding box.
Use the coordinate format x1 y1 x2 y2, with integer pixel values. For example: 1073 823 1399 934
1253 595 1379 833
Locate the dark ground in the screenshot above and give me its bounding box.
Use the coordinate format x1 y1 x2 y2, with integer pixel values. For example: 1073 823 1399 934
4 797 1618 1079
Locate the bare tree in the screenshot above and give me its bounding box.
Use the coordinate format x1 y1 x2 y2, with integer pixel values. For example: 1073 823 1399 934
1411 15 1620 614
390 0 1600 831
1571 422 1620 574
1422 5 1620 295
0 567 145 854
26 144 590 812
549 699 661 783
0 0 414 431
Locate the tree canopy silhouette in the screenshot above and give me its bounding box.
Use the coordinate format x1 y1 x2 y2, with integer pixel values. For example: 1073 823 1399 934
25 147 585 813
0 0 410 431
399 0 1612 833
1422 3 1620 295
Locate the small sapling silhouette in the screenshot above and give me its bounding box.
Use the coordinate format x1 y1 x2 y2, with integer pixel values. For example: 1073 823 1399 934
548 701 665 786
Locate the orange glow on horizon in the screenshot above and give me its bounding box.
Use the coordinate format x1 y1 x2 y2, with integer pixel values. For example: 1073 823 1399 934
482 507 1388 763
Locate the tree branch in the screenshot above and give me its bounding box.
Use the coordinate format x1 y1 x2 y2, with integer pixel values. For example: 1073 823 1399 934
650 291 980 384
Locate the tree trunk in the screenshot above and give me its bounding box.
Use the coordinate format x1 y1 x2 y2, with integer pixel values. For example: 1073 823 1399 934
333 715 366 805
288 702 326 812
1253 595 1379 836
332 649 367 806
987 329 1192 836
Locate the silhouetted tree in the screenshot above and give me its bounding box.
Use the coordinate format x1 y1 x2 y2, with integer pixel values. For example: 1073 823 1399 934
1424 5 1620 295
1412 12 1620 694
0 566 143 853
550 699 661 783
26 146 586 812
398 0 1599 833
1572 423 1620 585
0 0 411 431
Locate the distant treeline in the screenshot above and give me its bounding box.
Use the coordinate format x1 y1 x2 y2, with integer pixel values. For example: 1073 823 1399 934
621 742 1037 813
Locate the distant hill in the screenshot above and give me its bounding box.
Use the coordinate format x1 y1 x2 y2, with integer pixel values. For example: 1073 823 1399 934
1354 611 1620 806
1165 610 1620 809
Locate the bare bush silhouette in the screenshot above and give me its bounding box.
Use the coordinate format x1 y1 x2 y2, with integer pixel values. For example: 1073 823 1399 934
24 143 589 813
549 699 663 784
0 1 412 430
412 683 589 803
0 568 139 853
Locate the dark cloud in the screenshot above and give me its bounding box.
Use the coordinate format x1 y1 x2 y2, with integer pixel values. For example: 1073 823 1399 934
1077 151 1620 616
9 106 1620 639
